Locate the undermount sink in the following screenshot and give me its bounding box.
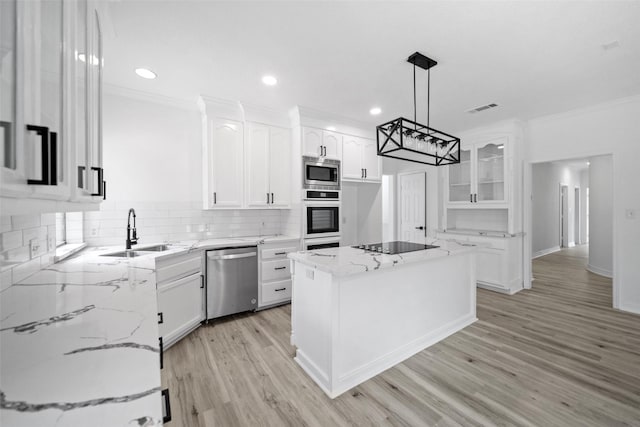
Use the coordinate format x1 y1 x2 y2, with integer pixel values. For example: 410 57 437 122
101 251 144 258
101 244 171 258
135 244 170 252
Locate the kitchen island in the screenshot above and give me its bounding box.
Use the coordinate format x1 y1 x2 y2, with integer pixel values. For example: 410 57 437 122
288 240 477 398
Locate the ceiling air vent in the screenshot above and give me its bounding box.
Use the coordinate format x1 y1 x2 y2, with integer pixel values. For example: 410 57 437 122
466 103 498 114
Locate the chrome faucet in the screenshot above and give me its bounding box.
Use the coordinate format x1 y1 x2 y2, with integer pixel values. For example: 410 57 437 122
126 208 138 249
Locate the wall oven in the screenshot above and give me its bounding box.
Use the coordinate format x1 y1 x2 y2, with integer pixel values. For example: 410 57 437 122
303 156 340 190
303 236 341 251
304 201 340 239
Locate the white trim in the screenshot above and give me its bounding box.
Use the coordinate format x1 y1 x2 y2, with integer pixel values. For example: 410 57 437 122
528 93 640 126
586 264 613 279
532 246 561 259
617 302 640 316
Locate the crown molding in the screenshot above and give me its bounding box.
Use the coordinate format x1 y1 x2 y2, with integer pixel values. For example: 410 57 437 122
103 84 198 111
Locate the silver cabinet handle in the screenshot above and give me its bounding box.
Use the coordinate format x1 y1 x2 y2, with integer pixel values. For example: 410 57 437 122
207 252 257 260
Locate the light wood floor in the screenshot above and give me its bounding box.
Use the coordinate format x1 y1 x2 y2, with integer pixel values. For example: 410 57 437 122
162 246 640 426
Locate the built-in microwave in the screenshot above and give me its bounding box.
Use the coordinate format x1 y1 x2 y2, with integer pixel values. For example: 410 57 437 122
303 156 340 190
303 201 340 239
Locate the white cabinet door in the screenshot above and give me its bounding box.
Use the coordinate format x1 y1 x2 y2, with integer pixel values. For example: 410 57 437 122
361 139 380 181
322 130 340 159
209 119 243 208
447 147 472 203
342 136 363 179
302 127 323 157
269 126 291 208
245 123 270 207
157 273 204 348
475 138 507 204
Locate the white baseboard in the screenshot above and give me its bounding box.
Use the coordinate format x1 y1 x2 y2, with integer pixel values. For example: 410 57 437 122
586 264 613 278
477 281 522 295
532 246 561 259
617 302 640 316
568 242 576 248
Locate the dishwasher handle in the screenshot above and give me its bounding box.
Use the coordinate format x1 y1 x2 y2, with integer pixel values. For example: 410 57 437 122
207 251 257 261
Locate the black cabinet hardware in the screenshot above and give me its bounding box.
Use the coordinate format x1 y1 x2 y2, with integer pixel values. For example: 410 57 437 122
271 193 274 204
0 121 12 168
158 312 163 324
26 125 57 186
364 169 367 179
274 266 286 270
90 167 105 198
274 252 286 255
213 192 217 204
161 388 172 423
415 226 425 230
159 337 164 369
473 193 477 203
77 166 85 189
275 287 286 292
200 274 204 289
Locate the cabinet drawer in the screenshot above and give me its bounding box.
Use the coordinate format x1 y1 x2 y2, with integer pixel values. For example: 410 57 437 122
262 259 291 281
261 246 297 260
262 280 292 305
156 252 202 286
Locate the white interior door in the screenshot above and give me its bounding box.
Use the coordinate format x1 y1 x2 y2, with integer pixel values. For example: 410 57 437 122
398 172 426 243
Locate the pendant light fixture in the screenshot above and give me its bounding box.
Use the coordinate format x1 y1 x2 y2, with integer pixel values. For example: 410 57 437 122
376 52 460 166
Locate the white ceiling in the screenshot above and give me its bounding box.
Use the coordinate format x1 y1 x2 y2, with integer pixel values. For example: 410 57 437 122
104 1 640 133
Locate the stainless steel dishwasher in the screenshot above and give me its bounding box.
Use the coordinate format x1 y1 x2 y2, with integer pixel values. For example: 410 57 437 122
206 246 258 319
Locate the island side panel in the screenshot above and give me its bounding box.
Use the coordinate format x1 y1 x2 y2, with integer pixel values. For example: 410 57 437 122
333 251 477 397
292 261 335 394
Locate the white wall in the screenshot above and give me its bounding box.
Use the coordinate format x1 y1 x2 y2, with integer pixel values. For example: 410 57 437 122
526 95 640 314
90 91 283 246
580 169 589 243
531 162 586 256
587 155 613 277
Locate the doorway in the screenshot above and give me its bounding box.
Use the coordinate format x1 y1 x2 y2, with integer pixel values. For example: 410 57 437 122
560 185 568 248
397 171 426 243
574 187 580 245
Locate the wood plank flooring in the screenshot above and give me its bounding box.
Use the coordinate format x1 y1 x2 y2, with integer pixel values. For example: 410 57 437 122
162 246 640 426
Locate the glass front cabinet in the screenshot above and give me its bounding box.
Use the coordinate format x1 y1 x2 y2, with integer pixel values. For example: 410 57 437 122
0 0 104 211
446 136 508 207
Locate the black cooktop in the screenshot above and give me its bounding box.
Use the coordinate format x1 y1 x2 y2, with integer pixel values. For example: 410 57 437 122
352 241 439 255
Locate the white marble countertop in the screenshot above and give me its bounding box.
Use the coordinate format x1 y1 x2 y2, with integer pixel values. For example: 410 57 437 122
288 239 478 277
437 229 524 238
0 234 298 426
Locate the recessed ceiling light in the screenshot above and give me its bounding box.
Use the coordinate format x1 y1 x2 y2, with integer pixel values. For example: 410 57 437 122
587 161 591 166
262 75 278 86
326 126 336 131
369 107 382 116
135 68 157 79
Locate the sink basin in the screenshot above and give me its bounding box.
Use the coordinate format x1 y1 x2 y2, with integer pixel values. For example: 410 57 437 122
100 244 171 258
135 244 170 252
101 251 144 258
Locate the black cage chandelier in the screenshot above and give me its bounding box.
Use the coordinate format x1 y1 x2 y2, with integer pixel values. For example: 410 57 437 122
376 52 460 166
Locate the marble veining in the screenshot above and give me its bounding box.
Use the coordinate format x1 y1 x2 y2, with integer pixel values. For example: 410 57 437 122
289 239 477 277
0 234 299 426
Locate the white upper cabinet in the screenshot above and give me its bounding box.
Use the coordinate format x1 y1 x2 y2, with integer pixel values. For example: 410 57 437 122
268 126 291 208
206 119 244 208
445 136 508 206
245 122 291 208
246 123 270 207
0 0 105 212
342 135 381 182
303 127 340 159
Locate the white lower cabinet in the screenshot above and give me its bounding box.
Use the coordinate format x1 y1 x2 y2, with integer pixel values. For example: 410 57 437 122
258 240 299 308
436 232 523 294
156 252 205 349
